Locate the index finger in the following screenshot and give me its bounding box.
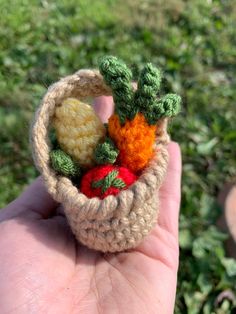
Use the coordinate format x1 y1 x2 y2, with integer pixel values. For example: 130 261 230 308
158 141 182 238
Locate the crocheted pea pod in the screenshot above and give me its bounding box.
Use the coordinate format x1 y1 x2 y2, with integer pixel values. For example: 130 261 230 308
53 98 106 168
50 149 80 177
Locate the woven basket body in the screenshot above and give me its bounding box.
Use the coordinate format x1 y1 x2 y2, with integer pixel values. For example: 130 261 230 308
31 70 170 253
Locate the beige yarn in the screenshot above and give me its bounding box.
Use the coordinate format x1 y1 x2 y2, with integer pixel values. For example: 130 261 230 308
31 69 170 253
53 98 106 167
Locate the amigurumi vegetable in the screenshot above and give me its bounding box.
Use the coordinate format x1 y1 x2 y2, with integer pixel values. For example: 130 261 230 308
99 56 181 172
80 164 137 199
50 149 81 178
53 98 106 168
94 137 119 165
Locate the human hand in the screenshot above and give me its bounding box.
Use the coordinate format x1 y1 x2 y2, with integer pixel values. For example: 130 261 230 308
0 96 181 314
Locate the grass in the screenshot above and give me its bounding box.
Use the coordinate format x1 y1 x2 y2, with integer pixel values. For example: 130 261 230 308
1 0 236 312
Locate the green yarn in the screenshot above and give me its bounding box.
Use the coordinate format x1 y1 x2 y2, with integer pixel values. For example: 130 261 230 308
135 62 164 125
112 178 126 189
135 63 181 124
50 149 80 177
91 170 126 194
49 129 59 149
102 169 119 193
144 93 181 125
94 137 119 164
158 94 181 117
135 63 162 112
99 56 135 124
99 56 181 125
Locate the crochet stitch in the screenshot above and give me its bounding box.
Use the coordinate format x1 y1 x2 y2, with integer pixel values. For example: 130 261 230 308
135 62 167 125
108 113 156 172
50 149 80 177
80 165 137 199
94 137 119 164
31 68 171 252
99 56 135 124
53 98 106 168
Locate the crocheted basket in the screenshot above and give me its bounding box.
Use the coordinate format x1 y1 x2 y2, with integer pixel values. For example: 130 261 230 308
31 69 170 253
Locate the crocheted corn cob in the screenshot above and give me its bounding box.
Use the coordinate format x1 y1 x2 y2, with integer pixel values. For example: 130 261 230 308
53 98 106 168
99 56 181 172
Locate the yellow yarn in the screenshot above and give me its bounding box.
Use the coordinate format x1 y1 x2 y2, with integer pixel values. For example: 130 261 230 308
53 98 105 167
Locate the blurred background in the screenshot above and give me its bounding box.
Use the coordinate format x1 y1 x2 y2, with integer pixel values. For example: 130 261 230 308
0 0 236 312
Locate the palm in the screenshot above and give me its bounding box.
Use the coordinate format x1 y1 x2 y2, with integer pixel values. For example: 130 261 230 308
0 97 181 314
0 208 178 314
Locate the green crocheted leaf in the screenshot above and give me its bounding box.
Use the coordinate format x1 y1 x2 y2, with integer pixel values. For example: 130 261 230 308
145 94 181 125
94 137 119 164
115 107 131 125
112 178 126 189
91 170 124 194
91 179 104 189
99 56 135 123
50 149 80 178
159 93 181 117
134 63 162 112
103 170 119 191
99 56 181 125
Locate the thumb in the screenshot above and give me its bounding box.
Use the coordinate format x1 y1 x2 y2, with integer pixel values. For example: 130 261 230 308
93 96 114 123
0 177 58 221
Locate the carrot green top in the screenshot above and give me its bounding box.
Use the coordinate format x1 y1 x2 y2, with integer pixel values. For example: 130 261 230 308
99 56 181 125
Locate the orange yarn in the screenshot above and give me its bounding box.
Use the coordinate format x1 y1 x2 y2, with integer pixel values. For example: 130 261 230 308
108 113 157 172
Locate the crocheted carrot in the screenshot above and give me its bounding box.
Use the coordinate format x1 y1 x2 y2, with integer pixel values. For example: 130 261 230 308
53 98 106 168
80 164 137 199
99 56 181 172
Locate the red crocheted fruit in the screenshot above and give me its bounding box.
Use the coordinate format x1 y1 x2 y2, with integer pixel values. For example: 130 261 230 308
80 164 137 199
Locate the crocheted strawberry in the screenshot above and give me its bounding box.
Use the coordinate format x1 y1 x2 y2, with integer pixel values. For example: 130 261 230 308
80 165 137 199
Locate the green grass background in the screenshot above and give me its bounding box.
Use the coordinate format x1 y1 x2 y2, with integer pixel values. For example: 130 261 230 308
0 0 236 312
